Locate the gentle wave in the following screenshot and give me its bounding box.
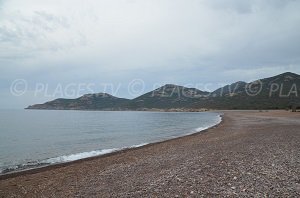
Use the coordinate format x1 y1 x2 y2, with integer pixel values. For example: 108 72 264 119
0 143 149 174
191 114 222 133
41 148 119 164
0 114 222 175
42 143 149 164
24 115 221 171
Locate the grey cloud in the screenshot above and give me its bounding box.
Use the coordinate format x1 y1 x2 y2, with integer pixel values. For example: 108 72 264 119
0 0 300 108
0 10 85 61
206 0 296 14
206 0 253 14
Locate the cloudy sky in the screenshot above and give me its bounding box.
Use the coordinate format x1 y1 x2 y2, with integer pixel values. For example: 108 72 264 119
1 0 300 108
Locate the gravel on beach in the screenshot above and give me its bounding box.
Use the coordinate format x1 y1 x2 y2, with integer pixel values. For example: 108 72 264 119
0 110 300 197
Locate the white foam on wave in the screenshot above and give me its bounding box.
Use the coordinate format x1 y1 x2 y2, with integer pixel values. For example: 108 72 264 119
191 113 222 133
41 143 149 164
191 126 209 133
42 148 119 164
0 143 149 174
129 143 149 148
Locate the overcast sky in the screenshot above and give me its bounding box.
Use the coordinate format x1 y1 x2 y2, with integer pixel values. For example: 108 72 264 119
1 0 300 108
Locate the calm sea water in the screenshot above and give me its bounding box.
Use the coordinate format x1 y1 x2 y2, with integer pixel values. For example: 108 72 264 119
0 110 221 174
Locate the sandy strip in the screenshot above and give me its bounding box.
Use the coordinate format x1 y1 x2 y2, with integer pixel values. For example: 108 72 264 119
0 110 300 197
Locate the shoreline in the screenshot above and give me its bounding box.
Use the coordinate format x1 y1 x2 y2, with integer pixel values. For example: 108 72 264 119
0 113 223 180
1 110 299 197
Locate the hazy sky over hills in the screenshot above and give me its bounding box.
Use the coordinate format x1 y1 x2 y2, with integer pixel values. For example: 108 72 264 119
1 0 300 108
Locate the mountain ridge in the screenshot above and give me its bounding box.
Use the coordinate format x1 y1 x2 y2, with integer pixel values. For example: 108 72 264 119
26 72 300 111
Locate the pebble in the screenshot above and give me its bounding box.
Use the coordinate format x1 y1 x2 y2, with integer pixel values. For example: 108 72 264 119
295 183 300 192
2 112 300 197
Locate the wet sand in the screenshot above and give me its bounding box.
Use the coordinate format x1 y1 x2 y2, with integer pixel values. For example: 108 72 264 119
0 110 300 197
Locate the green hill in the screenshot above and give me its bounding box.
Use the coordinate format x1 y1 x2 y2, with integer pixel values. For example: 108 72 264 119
26 93 130 110
125 84 209 109
193 72 300 109
26 72 300 111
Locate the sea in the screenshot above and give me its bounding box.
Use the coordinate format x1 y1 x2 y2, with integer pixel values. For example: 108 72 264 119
0 110 221 174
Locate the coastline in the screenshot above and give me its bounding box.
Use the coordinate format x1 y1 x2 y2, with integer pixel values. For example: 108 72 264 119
0 113 223 180
1 110 299 197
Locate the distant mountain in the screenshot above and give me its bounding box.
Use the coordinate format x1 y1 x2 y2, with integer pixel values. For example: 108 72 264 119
26 72 300 111
192 72 300 109
211 81 247 97
126 84 210 109
26 93 130 110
